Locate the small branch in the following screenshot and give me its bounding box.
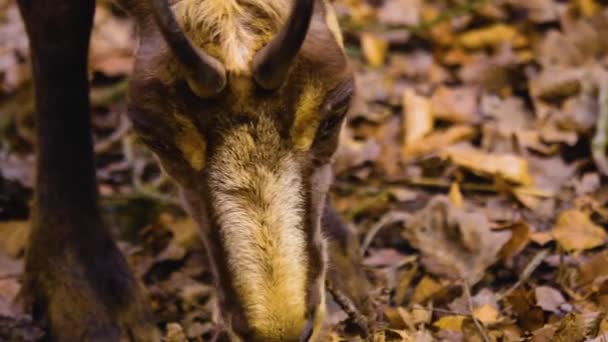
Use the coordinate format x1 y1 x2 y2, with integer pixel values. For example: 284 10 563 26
498 249 549 300
94 113 132 153
360 211 410 256
463 281 491 342
326 281 369 338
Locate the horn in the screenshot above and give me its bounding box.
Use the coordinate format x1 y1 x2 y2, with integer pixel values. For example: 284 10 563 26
149 0 226 97
252 0 315 90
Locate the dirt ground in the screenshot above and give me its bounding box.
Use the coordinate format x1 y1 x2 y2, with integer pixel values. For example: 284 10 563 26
2 0 608 341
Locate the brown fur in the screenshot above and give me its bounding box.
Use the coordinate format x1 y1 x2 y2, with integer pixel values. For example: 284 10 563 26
21 0 369 340
125 1 354 340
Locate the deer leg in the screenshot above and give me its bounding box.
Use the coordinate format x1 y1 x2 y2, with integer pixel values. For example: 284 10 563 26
17 0 158 340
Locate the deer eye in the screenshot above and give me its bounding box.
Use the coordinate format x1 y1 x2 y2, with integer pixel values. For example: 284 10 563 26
318 106 348 138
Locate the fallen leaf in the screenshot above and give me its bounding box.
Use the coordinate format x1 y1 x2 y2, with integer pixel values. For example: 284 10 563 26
433 315 466 331
411 276 443 304
403 89 433 147
442 144 533 185
449 183 464 209
500 222 532 262
535 286 566 313
579 0 601 17
165 322 187 342
578 250 608 288
0 221 29 258
164 217 202 251
506 288 546 331
334 128 381 174
361 33 388 68
458 24 528 49
404 196 511 284
551 209 607 252
430 86 478 123
401 125 476 158
473 304 500 325
552 313 599 342
377 0 421 27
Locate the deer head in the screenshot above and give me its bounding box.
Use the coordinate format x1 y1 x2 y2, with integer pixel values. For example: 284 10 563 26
122 0 353 340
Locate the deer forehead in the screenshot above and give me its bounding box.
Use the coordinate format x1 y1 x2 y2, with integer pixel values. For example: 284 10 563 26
174 0 344 72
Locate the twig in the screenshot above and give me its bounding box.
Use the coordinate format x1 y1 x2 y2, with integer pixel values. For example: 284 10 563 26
463 281 491 342
593 79 608 176
360 211 410 257
498 249 549 300
94 113 132 153
123 134 181 206
326 281 369 338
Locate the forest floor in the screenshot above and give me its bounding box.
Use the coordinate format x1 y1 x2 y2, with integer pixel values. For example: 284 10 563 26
2 0 608 341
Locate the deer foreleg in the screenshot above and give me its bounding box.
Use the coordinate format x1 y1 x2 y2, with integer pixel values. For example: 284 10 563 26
17 0 158 340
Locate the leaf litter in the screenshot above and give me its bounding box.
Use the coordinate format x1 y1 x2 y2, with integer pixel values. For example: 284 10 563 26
1 0 608 340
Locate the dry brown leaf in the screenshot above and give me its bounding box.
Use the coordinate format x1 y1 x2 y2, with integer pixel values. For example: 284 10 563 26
442 144 533 185
458 24 528 49
473 304 500 325
361 33 388 68
552 313 598 342
89 6 134 76
579 0 601 16
430 86 478 123
411 276 443 304
404 197 511 284
433 315 466 331
449 183 464 209
403 89 433 147
334 128 381 174
578 250 608 288
401 125 475 158
0 278 21 317
165 323 187 342
535 286 565 313
0 221 29 258
499 222 532 262
164 217 203 251
377 0 421 27
551 209 607 252
530 67 582 102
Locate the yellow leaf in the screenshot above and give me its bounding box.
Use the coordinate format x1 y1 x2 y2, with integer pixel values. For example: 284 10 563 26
579 0 600 16
500 222 531 261
361 33 388 68
458 24 528 49
449 183 464 209
433 315 466 331
403 89 433 147
442 145 532 185
473 304 500 325
411 276 442 304
402 125 475 158
551 209 607 251
0 221 29 258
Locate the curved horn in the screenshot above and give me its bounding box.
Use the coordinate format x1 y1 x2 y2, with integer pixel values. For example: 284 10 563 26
149 0 226 97
252 0 315 90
